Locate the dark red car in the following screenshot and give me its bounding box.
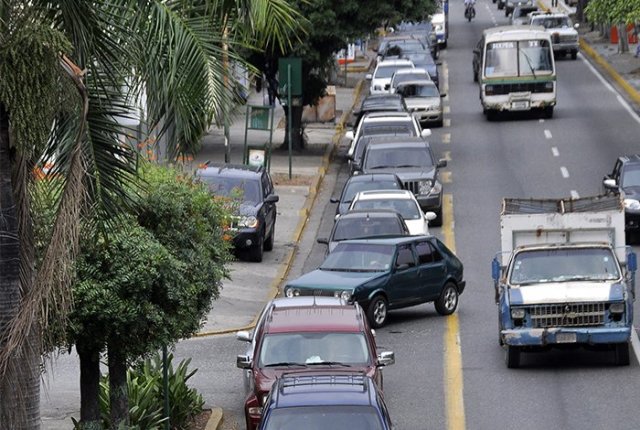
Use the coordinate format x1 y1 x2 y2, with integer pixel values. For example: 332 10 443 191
235 296 395 430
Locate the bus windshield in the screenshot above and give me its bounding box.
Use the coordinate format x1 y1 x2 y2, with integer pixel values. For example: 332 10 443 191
484 40 553 78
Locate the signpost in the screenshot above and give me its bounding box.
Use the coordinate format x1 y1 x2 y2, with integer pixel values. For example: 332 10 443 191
278 58 302 179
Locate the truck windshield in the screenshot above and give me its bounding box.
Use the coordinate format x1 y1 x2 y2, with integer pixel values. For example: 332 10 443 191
510 248 621 285
484 40 553 77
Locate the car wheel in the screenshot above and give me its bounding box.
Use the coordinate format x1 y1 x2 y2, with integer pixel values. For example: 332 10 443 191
264 222 275 251
505 345 521 368
614 342 630 366
248 233 264 262
367 296 388 328
571 50 578 60
431 206 443 227
435 283 458 315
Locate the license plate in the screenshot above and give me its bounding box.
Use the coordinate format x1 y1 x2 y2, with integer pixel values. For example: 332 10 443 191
556 332 577 343
511 101 530 110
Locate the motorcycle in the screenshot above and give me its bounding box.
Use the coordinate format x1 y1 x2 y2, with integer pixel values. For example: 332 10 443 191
464 3 476 21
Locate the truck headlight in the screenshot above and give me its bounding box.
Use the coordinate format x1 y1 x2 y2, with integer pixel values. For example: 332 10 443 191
624 199 640 210
285 288 300 298
485 85 495 96
610 303 625 314
239 216 259 228
511 308 525 320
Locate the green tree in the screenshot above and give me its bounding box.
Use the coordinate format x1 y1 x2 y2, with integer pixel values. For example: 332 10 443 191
248 0 437 150
0 0 302 428
586 0 640 53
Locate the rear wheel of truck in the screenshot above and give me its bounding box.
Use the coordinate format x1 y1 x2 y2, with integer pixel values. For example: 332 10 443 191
505 345 521 368
614 343 630 366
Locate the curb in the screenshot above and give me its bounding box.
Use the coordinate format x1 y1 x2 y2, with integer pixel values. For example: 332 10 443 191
194 80 364 338
578 38 640 107
205 407 223 430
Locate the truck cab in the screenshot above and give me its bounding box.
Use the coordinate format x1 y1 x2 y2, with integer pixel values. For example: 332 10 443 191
491 196 637 368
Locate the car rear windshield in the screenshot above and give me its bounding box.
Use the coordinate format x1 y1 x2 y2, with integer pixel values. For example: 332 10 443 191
352 198 422 220
343 180 401 203
199 176 261 204
263 406 384 430
258 332 370 367
374 64 413 79
333 217 404 241
509 247 621 285
321 243 395 271
364 146 433 169
361 123 415 137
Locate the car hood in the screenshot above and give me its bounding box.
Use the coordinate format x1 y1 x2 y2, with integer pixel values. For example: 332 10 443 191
287 269 388 291
509 281 625 305
622 186 640 199
238 202 259 216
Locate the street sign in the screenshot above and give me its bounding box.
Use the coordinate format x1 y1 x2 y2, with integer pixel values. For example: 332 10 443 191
278 57 302 96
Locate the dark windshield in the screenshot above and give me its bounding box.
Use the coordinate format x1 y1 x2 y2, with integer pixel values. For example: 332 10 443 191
397 84 439 97
485 40 553 77
364 147 433 169
621 165 640 188
320 243 395 271
263 406 385 430
343 180 401 202
199 177 261 204
333 217 405 241
509 248 621 285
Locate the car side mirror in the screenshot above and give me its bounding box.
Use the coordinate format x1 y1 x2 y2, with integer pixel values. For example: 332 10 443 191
377 351 395 367
265 194 279 203
425 211 437 222
317 237 329 245
352 162 361 172
345 130 355 141
437 159 448 168
421 129 432 138
365 73 373 80
574 23 580 29
395 263 410 271
236 330 252 342
436 61 443 65
236 354 252 369
603 178 617 190
440 93 447 98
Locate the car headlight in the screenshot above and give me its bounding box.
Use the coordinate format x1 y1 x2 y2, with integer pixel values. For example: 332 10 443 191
334 290 352 301
418 180 433 194
285 288 300 298
610 303 625 314
238 216 259 228
624 199 640 210
511 308 525 319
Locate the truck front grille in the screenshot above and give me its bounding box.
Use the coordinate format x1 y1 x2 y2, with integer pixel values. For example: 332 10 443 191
528 302 605 328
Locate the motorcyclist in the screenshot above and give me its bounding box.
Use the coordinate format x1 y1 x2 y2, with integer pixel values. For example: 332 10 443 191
464 0 476 19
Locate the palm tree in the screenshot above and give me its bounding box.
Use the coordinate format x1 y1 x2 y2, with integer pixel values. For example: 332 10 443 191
0 0 303 428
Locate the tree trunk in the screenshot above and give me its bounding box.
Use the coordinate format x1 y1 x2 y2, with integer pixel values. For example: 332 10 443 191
280 104 305 151
108 348 129 428
617 24 629 53
78 344 102 429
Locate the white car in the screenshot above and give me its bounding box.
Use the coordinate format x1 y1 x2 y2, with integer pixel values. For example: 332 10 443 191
347 190 436 235
366 59 415 95
388 68 432 94
344 111 431 159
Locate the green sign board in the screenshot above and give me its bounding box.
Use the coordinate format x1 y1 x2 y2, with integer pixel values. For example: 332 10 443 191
278 57 302 96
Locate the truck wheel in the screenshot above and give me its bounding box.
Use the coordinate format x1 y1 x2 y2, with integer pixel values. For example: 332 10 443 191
505 345 521 368
571 50 578 60
614 343 630 366
367 295 388 328
435 283 458 315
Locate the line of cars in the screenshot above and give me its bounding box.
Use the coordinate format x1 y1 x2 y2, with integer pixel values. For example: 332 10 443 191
235 14 466 429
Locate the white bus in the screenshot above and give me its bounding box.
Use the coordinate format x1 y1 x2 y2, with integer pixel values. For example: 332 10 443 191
473 26 556 119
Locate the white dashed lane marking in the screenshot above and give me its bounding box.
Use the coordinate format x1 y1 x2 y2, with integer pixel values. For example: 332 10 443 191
561 166 570 178
551 147 559 157
544 129 552 139
571 190 580 199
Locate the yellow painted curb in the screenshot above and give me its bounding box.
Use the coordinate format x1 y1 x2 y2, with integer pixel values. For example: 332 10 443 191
205 407 223 430
579 39 640 106
196 80 363 338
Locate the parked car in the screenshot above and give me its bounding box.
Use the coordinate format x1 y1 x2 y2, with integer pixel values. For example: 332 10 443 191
351 93 408 129
258 372 394 430
348 189 436 235
529 12 579 60
505 0 534 17
388 68 432 94
196 163 278 262
510 5 538 25
395 79 445 127
402 52 440 88
331 173 404 217
318 209 410 253
345 111 431 159
355 137 447 225
366 59 415 95
235 296 395 429
284 236 466 327
603 155 640 241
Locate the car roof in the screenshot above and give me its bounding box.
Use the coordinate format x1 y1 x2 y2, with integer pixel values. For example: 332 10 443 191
264 301 366 334
393 68 429 76
482 25 550 41
345 173 402 183
376 59 414 67
196 163 263 178
396 78 437 87
361 111 414 121
354 189 415 200
271 373 378 408
365 135 430 147
619 155 640 165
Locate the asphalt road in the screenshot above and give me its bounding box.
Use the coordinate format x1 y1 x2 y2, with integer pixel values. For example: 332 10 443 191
41 1 640 429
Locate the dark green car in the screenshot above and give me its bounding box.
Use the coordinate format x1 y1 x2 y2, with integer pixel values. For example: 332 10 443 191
284 236 465 328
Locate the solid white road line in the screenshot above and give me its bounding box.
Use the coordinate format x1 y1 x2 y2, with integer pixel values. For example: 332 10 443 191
560 166 569 178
